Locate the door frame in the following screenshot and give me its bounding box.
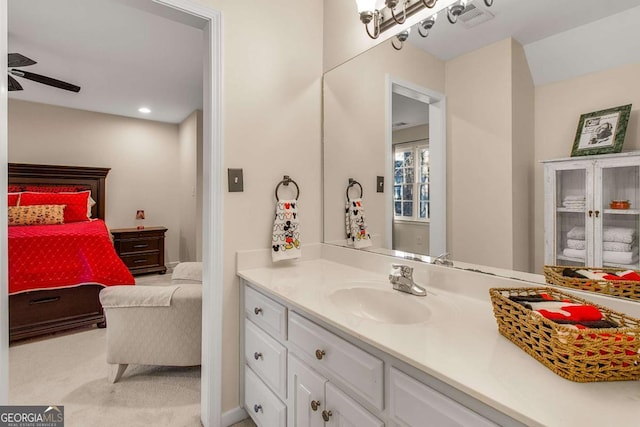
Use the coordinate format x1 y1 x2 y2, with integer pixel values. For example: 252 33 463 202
386 76 446 257
0 1 224 426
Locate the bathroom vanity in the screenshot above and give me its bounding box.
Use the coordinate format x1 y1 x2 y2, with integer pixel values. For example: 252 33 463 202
237 245 640 427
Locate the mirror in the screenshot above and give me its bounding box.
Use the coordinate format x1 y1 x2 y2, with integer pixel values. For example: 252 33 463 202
323 0 640 295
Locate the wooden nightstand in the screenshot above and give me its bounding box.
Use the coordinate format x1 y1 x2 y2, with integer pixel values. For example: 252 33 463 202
111 226 168 275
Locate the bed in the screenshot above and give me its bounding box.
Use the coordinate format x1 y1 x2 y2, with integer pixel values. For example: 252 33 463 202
8 163 135 342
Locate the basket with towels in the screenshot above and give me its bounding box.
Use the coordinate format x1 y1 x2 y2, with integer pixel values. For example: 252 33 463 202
490 287 640 382
544 265 640 300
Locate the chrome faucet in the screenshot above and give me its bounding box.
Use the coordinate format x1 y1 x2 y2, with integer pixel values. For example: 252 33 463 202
431 252 453 267
389 264 427 296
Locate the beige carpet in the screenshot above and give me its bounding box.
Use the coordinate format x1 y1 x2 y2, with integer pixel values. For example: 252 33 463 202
10 327 202 427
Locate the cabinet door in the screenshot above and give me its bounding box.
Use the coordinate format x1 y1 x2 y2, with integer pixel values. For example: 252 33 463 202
324 383 384 427
544 161 593 267
594 157 640 269
288 355 326 427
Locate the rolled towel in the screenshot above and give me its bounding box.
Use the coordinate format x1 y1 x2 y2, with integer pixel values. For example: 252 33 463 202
603 249 638 265
563 248 586 260
567 239 586 250
603 227 636 244
567 239 634 252
567 226 585 240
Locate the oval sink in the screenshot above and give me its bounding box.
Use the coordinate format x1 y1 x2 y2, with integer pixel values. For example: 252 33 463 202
329 287 431 324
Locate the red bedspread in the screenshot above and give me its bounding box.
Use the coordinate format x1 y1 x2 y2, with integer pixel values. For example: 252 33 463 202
8 219 135 294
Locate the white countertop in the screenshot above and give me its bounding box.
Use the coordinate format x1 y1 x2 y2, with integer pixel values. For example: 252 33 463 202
238 257 640 427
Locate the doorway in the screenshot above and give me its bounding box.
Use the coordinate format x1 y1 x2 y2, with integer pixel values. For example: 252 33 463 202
0 1 223 426
386 77 446 258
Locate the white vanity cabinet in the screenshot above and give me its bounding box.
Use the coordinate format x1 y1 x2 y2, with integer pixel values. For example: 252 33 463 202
241 280 508 427
289 355 383 427
543 152 640 269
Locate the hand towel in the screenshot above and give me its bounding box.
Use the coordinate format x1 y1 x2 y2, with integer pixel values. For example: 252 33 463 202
272 199 301 262
346 198 372 249
603 227 636 244
567 239 586 250
563 248 586 260
567 226 585 240
563 195 586 201
603 249 638 265
345 202 353 246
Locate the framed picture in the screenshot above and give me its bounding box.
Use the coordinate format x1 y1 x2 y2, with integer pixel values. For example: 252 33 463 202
570 104 632 157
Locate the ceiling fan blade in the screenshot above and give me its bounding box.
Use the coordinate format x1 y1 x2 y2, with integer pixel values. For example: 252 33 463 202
10 69 81 93
8 75 23 91
8 53 37 68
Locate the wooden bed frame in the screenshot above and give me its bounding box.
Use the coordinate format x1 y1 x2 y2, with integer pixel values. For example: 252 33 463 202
8 163 111 342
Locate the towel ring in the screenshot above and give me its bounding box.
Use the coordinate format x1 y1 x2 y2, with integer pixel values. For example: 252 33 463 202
346 178 363 200
275 175 300 201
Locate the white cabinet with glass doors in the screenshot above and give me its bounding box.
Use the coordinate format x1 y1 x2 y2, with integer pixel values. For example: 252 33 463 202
543 152 640 269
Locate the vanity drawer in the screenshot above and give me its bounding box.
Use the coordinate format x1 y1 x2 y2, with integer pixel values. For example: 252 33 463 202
245 285 287 341
389 367 497 427
245 365 286 427
288 312 383 410
245 320 287 398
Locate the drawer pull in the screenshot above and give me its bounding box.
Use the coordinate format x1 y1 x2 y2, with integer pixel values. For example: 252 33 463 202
315 349 326 360
254 307 263 315
30 296 60 305
134 259 147 264
133 244 149 249
253 404 262 413
322 410 333 422
310 400 321 411
253 352 263 360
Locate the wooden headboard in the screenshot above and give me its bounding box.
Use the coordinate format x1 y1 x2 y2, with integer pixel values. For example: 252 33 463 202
8 163 111 220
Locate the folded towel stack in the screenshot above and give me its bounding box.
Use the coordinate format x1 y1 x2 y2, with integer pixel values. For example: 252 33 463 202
563 226 638 266
562 195 586 209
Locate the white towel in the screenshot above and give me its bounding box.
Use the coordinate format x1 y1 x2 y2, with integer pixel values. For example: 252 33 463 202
563 248 638 265
563 195 586 201
566 239 634 252
566 226 636 244
562 202 585 208
272 199 301 262
346 198 372 249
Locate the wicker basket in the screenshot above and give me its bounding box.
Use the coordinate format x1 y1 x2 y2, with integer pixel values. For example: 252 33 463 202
543 265 640 301
489 287 640 382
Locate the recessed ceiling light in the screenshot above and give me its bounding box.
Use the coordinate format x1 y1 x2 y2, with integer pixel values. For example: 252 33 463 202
138 107 151 114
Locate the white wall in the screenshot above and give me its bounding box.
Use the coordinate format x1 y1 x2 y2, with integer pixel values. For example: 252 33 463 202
200 0 324 413
8 99 184 264
446 38 534 271
178 109 202 262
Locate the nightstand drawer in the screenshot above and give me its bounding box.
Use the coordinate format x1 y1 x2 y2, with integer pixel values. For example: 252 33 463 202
120 253 161 269
118 238 161 254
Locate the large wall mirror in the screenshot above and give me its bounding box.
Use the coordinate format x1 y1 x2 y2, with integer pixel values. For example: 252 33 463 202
323 0 640 297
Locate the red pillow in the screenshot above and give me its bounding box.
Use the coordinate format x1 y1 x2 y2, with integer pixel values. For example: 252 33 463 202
24 185 89 193
20 191 91 223
8 193 20 207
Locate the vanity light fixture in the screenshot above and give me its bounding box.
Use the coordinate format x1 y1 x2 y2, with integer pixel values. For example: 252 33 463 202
355 0 384 39
386 0 408 24
417 13 437 37
392 28 411 50
446 0 467 24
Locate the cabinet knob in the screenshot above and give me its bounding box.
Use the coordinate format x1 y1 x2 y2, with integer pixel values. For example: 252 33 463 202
588 210 593 217
254 307 263 315
315 349 326 360
310 400 321 411
253 352 263 360
322 410 333 422
253 404 262 413
595 210 600 218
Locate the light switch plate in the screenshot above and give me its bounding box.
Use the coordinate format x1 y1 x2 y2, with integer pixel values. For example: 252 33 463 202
228 168 244 192
377 176 384 193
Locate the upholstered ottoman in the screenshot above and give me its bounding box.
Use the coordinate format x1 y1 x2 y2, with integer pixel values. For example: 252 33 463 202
99 262 202 383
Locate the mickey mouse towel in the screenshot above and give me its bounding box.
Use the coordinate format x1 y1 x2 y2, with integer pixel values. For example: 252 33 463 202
272 199 301 262
345 198 372 249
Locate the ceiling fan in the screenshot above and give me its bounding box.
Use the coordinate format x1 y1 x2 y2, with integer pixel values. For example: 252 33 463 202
8 53 81 93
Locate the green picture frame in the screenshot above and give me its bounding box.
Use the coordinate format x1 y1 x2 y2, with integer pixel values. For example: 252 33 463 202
570 104 632 157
